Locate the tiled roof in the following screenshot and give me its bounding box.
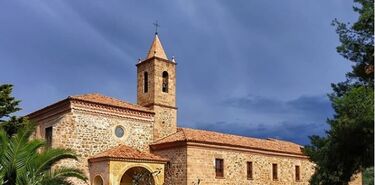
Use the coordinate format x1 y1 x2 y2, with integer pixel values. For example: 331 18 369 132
69 93 153 113
152 128 304 155
89 145 168 162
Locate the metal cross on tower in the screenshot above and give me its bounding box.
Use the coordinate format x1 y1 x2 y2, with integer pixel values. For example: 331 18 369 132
153 20 160 35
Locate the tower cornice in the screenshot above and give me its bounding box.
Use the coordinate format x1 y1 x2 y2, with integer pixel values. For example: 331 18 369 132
136 56 177 66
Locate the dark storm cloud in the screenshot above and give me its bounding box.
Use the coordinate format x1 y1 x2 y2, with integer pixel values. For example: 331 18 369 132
223 94 333 119
0 0 357 144
192 94 333 145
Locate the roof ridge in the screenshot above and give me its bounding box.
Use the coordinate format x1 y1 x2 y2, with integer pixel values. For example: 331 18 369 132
89 144 168 162
181 127 188 141
69 92 101 98
152 129 182 143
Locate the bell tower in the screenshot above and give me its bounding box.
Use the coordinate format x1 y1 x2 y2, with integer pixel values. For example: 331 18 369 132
136 33 177 141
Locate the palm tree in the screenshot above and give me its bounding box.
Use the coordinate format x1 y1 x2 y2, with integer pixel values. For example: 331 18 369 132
0 123 87 185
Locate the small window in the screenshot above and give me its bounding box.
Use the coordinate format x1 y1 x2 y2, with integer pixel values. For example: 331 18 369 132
115 126 124 138
295 165 300 181
272 163 278 180
45 127 52 148
215 158 224 178
247 161 253 179
144 72 148 93
162 71 168 93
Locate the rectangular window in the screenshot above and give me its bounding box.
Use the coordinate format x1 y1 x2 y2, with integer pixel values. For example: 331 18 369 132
272 163 278 180
215 158 224 178
45 127 53 148
295 165 300 181
247 161 253 179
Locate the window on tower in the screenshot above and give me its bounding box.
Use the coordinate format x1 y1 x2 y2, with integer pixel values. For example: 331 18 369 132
162 71 168 93
144 72 148 93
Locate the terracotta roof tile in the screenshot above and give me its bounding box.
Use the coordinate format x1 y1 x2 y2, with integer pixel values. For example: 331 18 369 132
152 128 304 155
89 145 168 162
70 93 153 113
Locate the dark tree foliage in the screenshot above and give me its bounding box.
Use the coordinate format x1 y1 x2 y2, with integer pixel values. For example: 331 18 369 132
332 0 374 87
0 84 27 137
304 0 374 185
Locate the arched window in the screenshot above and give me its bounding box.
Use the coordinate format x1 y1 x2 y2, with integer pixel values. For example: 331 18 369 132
144 72 148 93
93 175 103 185
162 71 168 93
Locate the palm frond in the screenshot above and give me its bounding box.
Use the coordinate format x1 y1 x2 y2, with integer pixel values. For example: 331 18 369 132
32 148 78 174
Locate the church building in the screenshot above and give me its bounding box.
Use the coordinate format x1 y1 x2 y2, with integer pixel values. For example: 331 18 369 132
28 34 362 185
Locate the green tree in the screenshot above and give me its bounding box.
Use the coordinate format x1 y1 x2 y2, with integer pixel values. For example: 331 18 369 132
0 123 87 185
0 84 27 137
332 0 374 87
304 0 374 184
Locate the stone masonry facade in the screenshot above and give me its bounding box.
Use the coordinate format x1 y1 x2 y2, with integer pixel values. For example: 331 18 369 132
27 34 363 185
152 144 362 185
186 145 314 185
31 98 155 185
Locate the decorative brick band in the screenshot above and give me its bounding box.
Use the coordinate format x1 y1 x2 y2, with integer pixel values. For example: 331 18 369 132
71 100 154 121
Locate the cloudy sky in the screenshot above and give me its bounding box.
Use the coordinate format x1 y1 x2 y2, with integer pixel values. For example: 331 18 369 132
0 0 358 145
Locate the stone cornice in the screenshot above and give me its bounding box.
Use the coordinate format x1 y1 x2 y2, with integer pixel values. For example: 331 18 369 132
136 56 177 66
143 103 178 110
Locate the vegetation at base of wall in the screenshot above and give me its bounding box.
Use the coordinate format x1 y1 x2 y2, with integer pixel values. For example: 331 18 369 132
304 0 374 185
363 167 374 185
0 83 88 185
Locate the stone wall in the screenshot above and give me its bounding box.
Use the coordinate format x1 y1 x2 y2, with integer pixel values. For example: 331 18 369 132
137 59 155 107
152 146 187 185
35 108 154 185
136 57 176 108
185 145 315 185
152 105 177 141
152 58 176 107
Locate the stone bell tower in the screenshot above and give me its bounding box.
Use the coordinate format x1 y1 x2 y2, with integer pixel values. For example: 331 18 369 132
136 33 177 141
